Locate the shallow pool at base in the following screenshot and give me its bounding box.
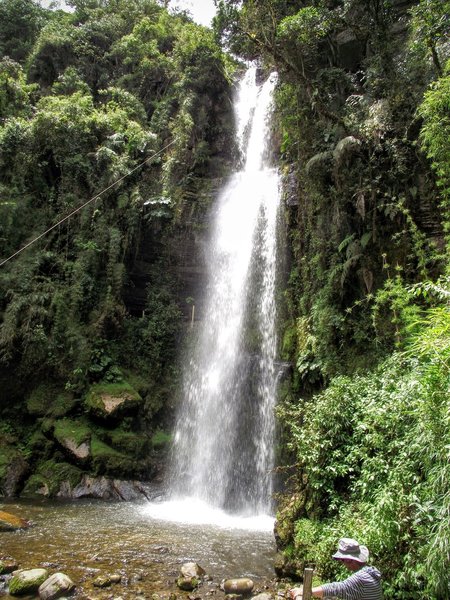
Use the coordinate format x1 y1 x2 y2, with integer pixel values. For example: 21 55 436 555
1 498 277 598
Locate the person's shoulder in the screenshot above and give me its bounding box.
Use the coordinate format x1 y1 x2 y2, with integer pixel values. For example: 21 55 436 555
360 566 382 581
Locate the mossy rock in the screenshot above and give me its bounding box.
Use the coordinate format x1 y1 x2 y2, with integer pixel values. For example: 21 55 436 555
26 384 76 418
25 430 55 461
0 443 16 481
151 430 172 450
176 576 199 591
21 460 83 498
0 442 29 497
143 388 166 420
122 370 151 396
90 436 138 477
305 151 333 185
84 382 142 420
99 428 150 458
0 557 18 574
53 419 92 463
332 135 361 166
9 568 48 595
0 510 30 531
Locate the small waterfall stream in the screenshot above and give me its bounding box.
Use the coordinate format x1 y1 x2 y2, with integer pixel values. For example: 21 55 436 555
167 67 281 521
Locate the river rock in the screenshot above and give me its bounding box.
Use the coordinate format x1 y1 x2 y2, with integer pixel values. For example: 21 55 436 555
0 557 19 574
0 511 30 531
223 578 254 595
176 562 205 591
9 568 48 596
252 594 273 600
93 575 114 588
71 476 151 501
38 572 75 600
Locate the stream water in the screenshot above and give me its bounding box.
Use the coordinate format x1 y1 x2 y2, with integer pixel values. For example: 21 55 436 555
1 498 277 599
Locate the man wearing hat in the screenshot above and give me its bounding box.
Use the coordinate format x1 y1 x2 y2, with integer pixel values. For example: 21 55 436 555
289 538 382 600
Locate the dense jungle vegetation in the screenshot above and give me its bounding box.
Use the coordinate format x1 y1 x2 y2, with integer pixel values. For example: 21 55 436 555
0 0 236 490
0 0 449 598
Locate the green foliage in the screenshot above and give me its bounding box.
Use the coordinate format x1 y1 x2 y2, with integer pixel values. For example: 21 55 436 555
0 58 37 120
151 429 172 449
26 383 76 417
371 270 423 348
0 0 49 63
410 0 450 76
22 460 83 496
277 7 332 70
53 418 92 446
101 427 149 456
84 381 142 418
419 62 450 209
278 295 450 597
0 0 231 392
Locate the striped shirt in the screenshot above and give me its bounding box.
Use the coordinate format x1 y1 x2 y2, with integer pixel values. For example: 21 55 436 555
321 566 383 600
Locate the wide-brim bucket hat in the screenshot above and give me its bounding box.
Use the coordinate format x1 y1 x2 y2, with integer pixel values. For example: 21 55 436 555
332 538 369 563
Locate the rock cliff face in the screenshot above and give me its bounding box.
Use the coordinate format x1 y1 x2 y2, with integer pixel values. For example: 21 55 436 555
0 85 236 501
123 185 222 324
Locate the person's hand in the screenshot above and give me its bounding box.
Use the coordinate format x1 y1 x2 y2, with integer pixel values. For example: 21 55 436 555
288 586 303 600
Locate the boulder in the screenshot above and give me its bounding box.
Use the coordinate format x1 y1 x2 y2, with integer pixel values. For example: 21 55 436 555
332 136 361 166
305 151 333 191
273 552 301 579
0 452 29 497
84 382 142 420
0 511 30 531
26 385 76 418
180 563 206 579
71 476 150 501
21 461 83 499
61 439 90 460
176 562 206 591
305 151 332 180
223 578 254 595
252 594 273 600
9 568 48 596
38 572 75 600
53 420 92 464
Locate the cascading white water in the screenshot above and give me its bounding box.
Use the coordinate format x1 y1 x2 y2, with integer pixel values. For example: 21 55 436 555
169 66 281 520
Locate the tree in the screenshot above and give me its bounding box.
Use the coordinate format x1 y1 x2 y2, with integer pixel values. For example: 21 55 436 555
0 0 48 63
410 0 450 77
0 58 35 119
419 61 450 213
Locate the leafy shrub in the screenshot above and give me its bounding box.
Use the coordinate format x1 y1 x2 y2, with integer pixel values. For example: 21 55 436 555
279 302 450 598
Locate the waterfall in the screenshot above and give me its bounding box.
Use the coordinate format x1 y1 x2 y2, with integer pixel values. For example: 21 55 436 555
170 67 281 518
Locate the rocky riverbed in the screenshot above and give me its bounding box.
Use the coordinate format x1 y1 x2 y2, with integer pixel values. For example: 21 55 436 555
0 499 288 600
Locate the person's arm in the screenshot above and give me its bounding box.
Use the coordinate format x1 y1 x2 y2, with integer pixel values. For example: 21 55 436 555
289 585 323 599
320 571 367 600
